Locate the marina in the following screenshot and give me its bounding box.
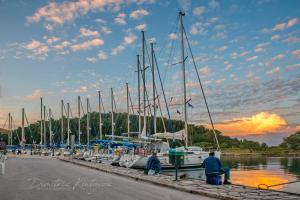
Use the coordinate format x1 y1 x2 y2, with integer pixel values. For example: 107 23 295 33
1 1 300 200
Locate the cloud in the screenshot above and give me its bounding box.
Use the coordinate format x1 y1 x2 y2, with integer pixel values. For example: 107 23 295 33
271 34 280 40
296 125 300 131
286 63 300 71
114 13 126 25
95 18 106 24
98 50 107 60
135 23 147 31
208 0 220 9
111 32 137 55
272 17 299 31
199 65 210 75
86 57 97 63
111 45 125 55
265 53 285 66
215 45 227 52
193 6 205 16
101 26 112 34
129 9 149 19
272 23 286 31
216 78 226 84
123 33 137 45
287 18 299 28
27 0 129 29
255 47 265 53
79 27 99 37
25 89 44 100
266 66 280 75
215 112 287 137
190 22 207 35
246 55 258 62
71 38 104 51
168 33 177 40
75 86 88 93
25 40 49 58
26 40 41 49
285 36 300 44
53 41 71 50
292 49 300 58
46 36 60 44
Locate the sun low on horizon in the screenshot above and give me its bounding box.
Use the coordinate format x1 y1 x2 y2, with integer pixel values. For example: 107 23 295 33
0 0 300 146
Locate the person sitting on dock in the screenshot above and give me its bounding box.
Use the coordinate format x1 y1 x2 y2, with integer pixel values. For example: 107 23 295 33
201 152 231 185
146 152 161 175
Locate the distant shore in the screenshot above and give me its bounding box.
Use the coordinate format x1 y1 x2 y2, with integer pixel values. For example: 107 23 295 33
222 152 300 157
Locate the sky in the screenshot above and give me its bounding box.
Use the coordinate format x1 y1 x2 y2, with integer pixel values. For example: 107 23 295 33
0 0 300 145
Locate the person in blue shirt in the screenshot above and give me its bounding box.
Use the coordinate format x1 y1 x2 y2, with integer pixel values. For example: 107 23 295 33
201 152 231 184
146 152 161 174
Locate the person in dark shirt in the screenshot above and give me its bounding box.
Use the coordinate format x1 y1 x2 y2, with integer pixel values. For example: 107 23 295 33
201 152 231 184
146 152 161 174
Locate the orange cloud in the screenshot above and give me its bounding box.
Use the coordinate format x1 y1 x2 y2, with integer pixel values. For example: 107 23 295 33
296 125 300 131
215 112 287 136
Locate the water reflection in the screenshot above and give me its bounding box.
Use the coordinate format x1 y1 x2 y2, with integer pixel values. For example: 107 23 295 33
161 156 300 194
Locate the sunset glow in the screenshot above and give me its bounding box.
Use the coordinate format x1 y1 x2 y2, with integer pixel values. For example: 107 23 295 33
215 112 288 137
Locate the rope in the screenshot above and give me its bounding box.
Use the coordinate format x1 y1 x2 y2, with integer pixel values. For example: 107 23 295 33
258 181 300 190
11 118 20 144
183 25 221 151
2 114 8 129
24 112 34 143
128 89 135 114
154 52 170 119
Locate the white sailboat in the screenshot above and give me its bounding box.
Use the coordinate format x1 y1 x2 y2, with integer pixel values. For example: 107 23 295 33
121 11 221 169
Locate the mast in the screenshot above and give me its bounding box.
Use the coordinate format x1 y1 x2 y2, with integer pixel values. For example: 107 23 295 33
142 31 147 136
61 99 64 144
43 105 46 145
98 91 102 139
67 102 70 146
86 98 90 148
78 96 81 144
137 55 141 134
151 42 156 135
21 108 25 146
126 83 130 138
111 88 114 141
179 11 188 147
40 97 43 145
49 108 52 145
8 113 11 145
10 115 13 145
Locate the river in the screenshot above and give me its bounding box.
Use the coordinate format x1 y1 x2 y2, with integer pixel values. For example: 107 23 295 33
161 156 300 194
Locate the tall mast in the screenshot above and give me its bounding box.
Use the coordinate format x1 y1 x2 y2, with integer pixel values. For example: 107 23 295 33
98 91 102 139
67 103 70 146
78 96 81 144
8 112 11 145
40 97 43 145
137 55 141 134
43 105 46 145
10 115 13 145
21 108 25 146
126 83 130 138
111 88 114 141
142 31 147 136
61 99 64 144
49 108 52 145
151 42 156 135
86 98 90 148
179 11 188 147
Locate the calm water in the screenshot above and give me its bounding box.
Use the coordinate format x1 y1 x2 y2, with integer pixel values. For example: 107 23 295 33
162 156 300 194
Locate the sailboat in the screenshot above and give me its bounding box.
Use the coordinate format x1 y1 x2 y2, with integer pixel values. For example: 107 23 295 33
121 11 221 169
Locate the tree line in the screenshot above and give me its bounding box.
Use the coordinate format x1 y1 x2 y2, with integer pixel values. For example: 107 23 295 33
0 112 298 151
